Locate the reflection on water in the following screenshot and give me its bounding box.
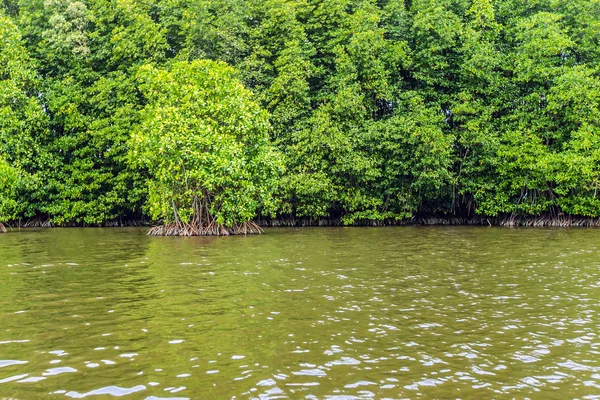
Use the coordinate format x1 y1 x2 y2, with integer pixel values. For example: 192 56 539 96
0 227 599 398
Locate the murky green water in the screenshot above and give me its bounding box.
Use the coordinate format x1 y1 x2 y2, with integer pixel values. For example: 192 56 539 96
0 227 599 399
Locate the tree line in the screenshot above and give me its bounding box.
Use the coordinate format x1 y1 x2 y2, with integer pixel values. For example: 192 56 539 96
1 0 599 233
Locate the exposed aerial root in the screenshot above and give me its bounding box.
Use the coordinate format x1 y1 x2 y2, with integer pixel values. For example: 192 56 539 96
147 194 265 236
147 221 263 236
0 223 6 233
497 215 600 227
257 215 600 227
23 217 54 228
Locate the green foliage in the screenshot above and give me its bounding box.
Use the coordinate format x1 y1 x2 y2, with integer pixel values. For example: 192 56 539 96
0 158 19 221
131 60 282 227
361 95 455 221
0 0 599 228
10 0 169 224
0 10 49 219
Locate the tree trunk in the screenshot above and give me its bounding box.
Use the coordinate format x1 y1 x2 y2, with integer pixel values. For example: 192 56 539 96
147 195 263 236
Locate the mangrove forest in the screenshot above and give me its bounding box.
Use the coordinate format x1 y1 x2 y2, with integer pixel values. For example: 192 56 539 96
0 0 599 234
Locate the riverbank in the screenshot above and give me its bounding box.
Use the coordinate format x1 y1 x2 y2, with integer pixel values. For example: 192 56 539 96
2 214 600 233
257 215 600 227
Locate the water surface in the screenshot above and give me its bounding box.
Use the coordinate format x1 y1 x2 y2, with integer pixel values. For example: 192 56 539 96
0 227 599 398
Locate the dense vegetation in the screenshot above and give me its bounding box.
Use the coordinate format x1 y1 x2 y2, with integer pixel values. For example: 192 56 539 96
0 0 599 233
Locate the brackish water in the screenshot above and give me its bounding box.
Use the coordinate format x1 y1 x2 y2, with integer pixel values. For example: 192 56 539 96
0 227 599 399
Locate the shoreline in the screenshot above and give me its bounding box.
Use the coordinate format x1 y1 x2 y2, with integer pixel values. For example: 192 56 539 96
256 216 600 228
2 215 600 232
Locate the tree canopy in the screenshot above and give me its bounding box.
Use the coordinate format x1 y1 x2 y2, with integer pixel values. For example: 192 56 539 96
0 0 599 233
131 60 282 235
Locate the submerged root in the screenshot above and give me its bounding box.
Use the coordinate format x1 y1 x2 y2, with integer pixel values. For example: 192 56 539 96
147 221 263 236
